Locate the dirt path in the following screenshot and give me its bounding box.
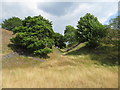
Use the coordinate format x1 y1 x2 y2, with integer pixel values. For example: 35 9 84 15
2 52 19 59
2 52 45 62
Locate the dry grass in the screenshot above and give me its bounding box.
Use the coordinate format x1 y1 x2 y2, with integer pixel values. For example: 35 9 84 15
2 29 118 88
2 63 118 88
2 50 118 88
1 29 14 55
0 29 2 89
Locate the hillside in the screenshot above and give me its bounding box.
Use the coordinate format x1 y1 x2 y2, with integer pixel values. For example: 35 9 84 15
2 29 14 55
2 29 118 88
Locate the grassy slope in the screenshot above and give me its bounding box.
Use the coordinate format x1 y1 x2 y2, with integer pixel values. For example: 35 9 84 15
2 29 14 55
2 29 118 88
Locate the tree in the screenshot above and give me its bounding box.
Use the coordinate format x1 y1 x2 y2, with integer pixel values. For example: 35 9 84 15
1 17 23 31
11 15 55 56
64 25 77 46
54 33 66 49
101 28 120 46
76 13 107 48
102 16 120 46
109 16 120 30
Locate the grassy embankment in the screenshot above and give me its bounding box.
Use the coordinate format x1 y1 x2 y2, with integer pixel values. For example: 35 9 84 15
1 29 118 88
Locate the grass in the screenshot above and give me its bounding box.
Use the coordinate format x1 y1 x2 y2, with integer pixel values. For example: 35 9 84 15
2 48 118 88
1 29 14 55
66 43 118 66
0 29 2 88
3 65 118 88
2 29 119 88
2 56 42 69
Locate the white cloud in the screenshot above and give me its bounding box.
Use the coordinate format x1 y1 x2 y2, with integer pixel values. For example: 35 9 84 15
1 1 118 34
48 2 118 34
1 0 119 2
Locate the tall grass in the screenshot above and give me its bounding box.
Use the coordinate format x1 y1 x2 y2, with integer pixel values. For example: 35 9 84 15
2 51 118 88
3 64 118 88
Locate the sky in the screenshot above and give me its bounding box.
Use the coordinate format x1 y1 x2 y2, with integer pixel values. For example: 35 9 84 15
0 0 119 34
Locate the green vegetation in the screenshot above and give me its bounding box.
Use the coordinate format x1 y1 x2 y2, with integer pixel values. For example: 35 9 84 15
11 15 55 56
1 13 119 88
1 17 23 31
54 33 66 49
64 25 77 46
109 16 120 30
66 43 118 66
102 28 120 46
2 34 118 87
76 13 107 48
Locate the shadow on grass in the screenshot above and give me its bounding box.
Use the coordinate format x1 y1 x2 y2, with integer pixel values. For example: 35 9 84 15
66 45 119 66
8 44 50 59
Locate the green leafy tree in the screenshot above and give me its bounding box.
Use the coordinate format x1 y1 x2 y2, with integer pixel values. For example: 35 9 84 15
109 16 120 30
64 25 77 46
11 15 55 56
54 33 66 49
76 13 107 48
1 17 22 31
102 28 120 46
102 16 120 46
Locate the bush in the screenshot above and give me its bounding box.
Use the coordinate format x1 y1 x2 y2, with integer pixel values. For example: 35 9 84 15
34 47 52 56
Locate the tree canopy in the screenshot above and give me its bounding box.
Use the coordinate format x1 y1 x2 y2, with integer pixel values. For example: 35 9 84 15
1 13 115 56
1 17 23 31
54 33 66 49
76 13 107 47
64 25 77 46
11 15 55 56
109 16 120 30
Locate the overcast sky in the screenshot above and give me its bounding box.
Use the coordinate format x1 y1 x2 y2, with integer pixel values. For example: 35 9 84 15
0 0 119 34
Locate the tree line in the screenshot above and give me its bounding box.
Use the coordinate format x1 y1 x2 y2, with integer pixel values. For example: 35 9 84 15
1 13 119 56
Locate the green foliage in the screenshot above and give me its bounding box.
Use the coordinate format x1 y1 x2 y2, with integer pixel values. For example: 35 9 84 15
1 17 22 31
76 13 107 48
64 25 77 46
105 16 120 47
109 16 120 30
101 28 120 46
11 15 54 56
34 47 52 56
53 33 66 49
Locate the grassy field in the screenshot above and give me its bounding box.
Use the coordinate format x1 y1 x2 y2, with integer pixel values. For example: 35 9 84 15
1 29 119 88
